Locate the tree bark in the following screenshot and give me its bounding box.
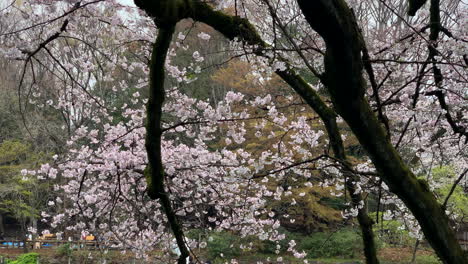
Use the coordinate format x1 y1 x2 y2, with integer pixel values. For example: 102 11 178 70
411 239 420 263
0 214 5 236
278 71 379 263
145 24 190 264
296 0 466 263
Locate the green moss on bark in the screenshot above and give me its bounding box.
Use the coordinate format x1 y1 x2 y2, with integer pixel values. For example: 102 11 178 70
297 0 467 263
145 25 190 263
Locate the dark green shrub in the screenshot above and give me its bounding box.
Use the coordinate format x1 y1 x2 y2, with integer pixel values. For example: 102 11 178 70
7 253 39 264
258 239 285 255
206 232 241 260
257 229 299 255
299 229 363 258
186 228 205 240
56 243 73 257
371 217 416 247
415 255 441 264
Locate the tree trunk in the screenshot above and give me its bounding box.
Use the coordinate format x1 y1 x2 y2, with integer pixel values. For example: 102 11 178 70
278 70 379 264
21 220 28 253
0 214 5 237
145 24 190 264
296 0 466 263
411 239 420 263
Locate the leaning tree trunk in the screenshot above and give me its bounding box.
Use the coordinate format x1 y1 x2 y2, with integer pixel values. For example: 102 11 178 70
296 0 466 263
277 71 379 264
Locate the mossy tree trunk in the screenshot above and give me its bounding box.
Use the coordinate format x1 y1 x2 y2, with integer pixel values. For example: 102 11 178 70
278 71 379 264
145 24 190 264
296 0 466 263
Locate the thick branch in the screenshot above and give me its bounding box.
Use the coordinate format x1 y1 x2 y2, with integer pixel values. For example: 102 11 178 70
408 0 427 16
278 71 378 264
145 25 190 264
426 90 467 141
424 0 467 142
296 0 466 263
22 19 69 59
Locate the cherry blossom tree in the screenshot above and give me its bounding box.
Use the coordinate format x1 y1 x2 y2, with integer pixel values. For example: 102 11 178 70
1 0 467 263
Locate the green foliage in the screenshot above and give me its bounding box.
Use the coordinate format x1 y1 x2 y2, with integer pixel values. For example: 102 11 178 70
0 140 30 165
256 239 287 255
255 228 310 255
319 196 347 211
206 231 241 260
6 253 38 264
0 140 49 173
431 166 455 180
56 243 73 257
186 228 204 240
370 215 416 247
193 226 366 260
415 255 442 264
0 140 51 229
268 186 342 233
0 200 38 219
431 166 468 218
298 228 363 258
